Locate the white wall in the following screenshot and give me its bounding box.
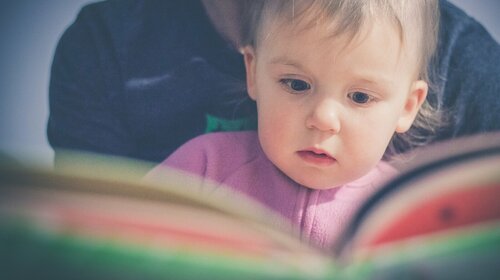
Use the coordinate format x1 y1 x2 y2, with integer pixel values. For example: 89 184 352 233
0 0 95 165
449 0 500 41
0 0 498 166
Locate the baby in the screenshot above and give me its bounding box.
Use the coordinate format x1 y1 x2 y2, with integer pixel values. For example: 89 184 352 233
147 0 440 248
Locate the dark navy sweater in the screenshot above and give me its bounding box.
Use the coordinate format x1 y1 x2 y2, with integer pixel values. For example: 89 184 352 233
48 0 500 163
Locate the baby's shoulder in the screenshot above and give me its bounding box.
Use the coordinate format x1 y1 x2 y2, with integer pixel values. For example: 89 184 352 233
177 131 261 165
165 131 261 183
185 131 258 151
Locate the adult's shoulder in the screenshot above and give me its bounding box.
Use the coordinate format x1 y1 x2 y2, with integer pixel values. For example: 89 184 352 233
438 0 499 62
58 0 240 81
433 1 500 139
75 0 195 28
65 0 207 54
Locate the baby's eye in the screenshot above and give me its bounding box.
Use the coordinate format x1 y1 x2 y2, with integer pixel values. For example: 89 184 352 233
280 78 311 93
348 91 374 104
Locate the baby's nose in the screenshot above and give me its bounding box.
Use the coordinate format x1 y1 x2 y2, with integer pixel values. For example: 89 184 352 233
305 99 341 133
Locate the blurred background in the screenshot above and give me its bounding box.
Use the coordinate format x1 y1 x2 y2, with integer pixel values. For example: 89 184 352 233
1 0 499 166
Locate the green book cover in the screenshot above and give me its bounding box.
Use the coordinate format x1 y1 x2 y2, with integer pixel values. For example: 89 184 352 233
1 133 499 279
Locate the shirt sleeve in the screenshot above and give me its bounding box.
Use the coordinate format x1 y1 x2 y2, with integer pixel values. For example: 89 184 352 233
47 1 251 166
47 3 134 166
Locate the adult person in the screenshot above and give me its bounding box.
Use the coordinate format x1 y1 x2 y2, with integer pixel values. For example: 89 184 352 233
47 0 500 165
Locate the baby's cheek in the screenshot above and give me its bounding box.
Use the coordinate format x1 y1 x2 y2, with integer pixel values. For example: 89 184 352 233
345 150 382 178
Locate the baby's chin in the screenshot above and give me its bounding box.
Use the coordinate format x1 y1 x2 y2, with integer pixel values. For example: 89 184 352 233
291 175 349 190
288 165 377 190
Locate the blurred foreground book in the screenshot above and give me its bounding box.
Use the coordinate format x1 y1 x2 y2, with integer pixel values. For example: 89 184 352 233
1 133 499 279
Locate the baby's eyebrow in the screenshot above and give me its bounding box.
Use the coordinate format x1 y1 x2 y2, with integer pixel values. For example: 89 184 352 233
269 56 395 88
349 72 394 87
348 76 395 96
269 56 304 68
356 77 391 86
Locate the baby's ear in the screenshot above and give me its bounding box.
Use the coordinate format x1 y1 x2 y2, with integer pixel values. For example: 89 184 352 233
396 80 428 133
241 46 257 100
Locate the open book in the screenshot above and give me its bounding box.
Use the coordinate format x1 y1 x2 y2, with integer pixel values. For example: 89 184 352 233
1 133 499 279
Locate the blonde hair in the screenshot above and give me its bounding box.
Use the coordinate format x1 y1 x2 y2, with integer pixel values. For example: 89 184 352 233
241 0 443 158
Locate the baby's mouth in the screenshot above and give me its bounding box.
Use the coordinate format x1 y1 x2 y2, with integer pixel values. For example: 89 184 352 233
297 149 336 166
307 151 330 158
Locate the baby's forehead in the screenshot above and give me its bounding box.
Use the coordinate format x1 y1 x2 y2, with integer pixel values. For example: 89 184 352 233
248 0 436 80
255 0 425 50
262 8 398 43
260 14 407 52
259 15 422 80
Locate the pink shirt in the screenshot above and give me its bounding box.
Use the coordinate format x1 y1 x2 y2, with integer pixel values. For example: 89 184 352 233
148 131 396 248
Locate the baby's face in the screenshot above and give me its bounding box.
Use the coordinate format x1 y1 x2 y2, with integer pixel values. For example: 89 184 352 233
244 18 427 189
